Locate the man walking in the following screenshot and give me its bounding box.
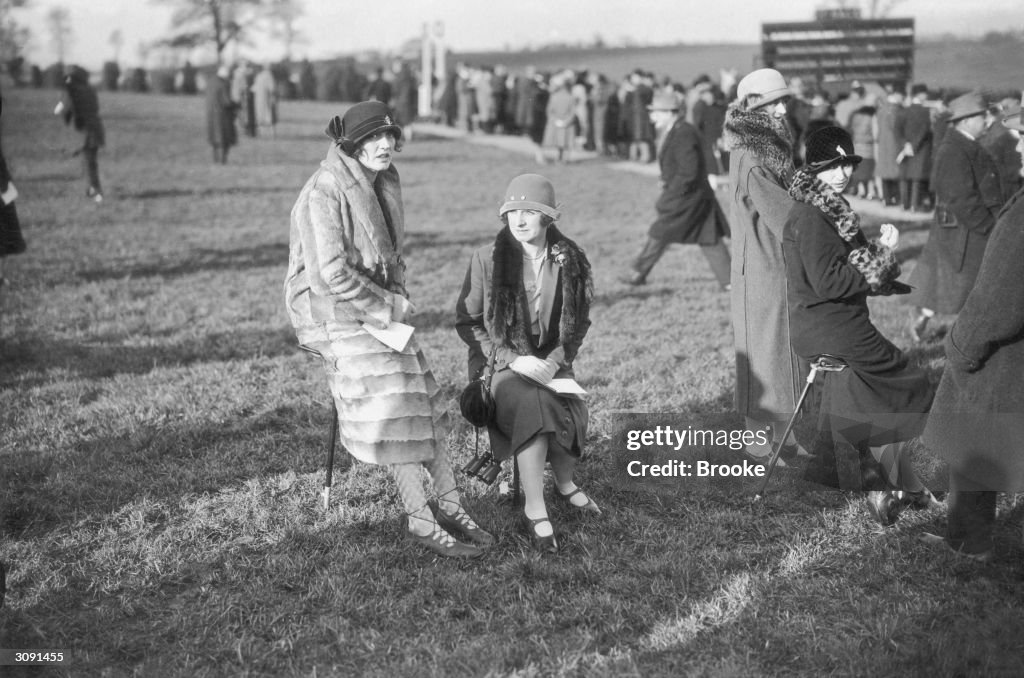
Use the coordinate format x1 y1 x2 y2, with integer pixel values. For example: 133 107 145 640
621 91 731 290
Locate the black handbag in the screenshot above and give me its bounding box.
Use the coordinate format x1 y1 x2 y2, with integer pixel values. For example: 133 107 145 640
459 345 497 427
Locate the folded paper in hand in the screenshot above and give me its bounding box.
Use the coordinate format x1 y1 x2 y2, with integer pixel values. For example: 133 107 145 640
520 373 587 395
363 321 414 352
1 181 17 205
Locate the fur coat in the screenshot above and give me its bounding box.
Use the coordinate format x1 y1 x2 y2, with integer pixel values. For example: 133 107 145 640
723 104 807 422
456 224 593 381
284 144 445 466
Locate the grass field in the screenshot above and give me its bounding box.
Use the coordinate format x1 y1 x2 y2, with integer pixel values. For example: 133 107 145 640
1 88 1023 677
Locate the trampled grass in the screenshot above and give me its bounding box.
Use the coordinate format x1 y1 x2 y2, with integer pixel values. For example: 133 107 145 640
1 89 1022 677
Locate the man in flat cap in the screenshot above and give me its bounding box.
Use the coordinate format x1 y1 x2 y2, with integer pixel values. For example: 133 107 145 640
909 91 1004 342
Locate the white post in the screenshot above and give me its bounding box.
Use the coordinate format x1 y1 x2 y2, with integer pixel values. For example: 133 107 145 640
418 23 433 118
433 21 446 109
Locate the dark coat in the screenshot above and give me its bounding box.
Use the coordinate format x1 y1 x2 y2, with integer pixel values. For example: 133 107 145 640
205 75 237 149
875 100 903 180
0 126 26 257
784 172 932 446
910 129 1003 313
649 118 729 245
629 84 654 143
896 102 932 181
724 105 807 421
923 187 1024 491
60 68 105 149
980 120 1023 202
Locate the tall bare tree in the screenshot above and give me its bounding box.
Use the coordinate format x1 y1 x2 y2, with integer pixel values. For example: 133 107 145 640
865 0 908 19
152 0 265 64
46 5 72 64
263 0 303 61
0 0 32 63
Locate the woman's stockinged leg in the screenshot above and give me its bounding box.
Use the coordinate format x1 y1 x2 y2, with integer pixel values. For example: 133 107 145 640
390 463 448 540
550 447 590 508
517 435 553 537
423 451 460 514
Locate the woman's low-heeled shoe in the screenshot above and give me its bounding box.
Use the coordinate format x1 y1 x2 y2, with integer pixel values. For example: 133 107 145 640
432 502 496 547
521 515 559 553
406 524 484 559
554 487 602 516
865 490 902 527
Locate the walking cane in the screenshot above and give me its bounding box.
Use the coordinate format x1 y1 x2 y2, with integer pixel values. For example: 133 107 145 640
754 354 848 500
321 400 339 511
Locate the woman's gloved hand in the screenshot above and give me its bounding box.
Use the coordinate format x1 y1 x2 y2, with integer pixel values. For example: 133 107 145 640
509 355 558 384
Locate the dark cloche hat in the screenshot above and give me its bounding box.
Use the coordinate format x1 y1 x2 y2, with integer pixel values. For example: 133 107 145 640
804 126 862 172
325 100 402 154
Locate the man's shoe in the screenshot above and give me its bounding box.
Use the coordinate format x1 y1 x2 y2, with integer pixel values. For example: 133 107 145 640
919 532 993 562
431 500 496 547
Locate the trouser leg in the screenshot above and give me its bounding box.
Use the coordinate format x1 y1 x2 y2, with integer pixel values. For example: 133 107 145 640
630 236 670 280
700 241 732 289
946 469 998 554
84 146 101 193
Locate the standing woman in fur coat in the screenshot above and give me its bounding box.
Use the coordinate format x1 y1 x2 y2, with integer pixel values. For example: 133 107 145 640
456 174 596 553
783 126 938 526
724 68 808 457
285 101 492 559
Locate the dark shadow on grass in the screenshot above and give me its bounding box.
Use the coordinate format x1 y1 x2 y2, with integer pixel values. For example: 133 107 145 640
0 326 298 388
403 231 492 252
591 286 677 307
77 243 288 281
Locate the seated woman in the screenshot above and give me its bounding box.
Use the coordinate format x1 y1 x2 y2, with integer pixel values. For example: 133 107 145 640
456 173 596 552
285 101 492 559
783 126 939 526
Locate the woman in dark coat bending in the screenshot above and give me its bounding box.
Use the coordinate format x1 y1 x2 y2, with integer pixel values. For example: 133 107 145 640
783 126 938 526
456 173 595 552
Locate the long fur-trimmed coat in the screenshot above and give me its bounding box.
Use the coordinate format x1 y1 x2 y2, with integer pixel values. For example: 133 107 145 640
724 104 807 422
455 224 593 382
284 144 445 466
783 169 932 447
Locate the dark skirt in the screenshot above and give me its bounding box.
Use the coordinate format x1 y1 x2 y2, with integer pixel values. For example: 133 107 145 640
817 350 933 448
487 368 588 462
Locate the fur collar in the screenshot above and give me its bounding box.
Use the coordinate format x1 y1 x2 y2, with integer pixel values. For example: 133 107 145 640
788 167 902 293
487 224 592 358
788 168 860 241
723 104 795 184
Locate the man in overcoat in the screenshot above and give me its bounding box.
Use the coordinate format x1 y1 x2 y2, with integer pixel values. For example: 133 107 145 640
205 65 237 164
621 92 731 289
920 110 1024 560
980 99 1022 202
724 68 808 456
909 91 1004 341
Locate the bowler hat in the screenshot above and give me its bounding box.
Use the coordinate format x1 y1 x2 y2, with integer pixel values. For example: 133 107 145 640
498 174 560 220
803 126 862 172
648 91 681 111
325 100 402 154
947 91 988 123
736 68 790 109
1004 109 1024 133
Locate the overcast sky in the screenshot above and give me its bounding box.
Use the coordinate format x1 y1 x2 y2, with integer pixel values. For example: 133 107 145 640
13 0 1023 69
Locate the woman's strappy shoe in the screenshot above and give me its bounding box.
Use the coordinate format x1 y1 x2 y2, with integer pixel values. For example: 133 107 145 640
405 516 484 559
431 501 496 547
553 487 602 516
521 514 559 554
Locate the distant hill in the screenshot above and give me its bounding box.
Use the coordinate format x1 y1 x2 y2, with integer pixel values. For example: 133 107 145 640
454 39 1022 92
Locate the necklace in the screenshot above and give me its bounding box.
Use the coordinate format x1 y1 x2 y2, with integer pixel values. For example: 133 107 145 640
522 249 546 261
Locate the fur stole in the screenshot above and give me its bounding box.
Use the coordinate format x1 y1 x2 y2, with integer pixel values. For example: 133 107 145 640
723 105 794 185
789 168 902 293
487 224 593 358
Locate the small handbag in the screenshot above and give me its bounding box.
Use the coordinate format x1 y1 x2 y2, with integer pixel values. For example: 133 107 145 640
459 345 497 427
